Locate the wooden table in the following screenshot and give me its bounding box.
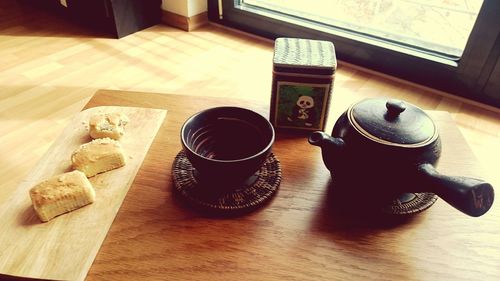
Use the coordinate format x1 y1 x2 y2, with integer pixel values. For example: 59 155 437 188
9 89 500 280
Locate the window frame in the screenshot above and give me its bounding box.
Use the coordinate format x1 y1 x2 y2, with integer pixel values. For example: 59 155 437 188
208 0 500 107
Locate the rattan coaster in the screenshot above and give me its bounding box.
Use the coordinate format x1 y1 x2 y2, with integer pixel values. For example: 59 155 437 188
382 192 438 215
172 151 282 213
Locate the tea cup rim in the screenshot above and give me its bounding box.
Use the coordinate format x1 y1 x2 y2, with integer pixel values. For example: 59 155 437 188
180 106 275 163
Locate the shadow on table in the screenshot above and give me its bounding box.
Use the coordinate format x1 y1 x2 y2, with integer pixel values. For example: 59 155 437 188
0 274 49 281
311 179 426 235
170 183 280 219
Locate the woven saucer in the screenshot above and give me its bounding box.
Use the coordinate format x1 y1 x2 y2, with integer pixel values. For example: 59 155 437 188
172 151 282 213
382 192 438 215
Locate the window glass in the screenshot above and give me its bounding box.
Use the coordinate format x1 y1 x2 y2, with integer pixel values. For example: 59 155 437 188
243 0 483 58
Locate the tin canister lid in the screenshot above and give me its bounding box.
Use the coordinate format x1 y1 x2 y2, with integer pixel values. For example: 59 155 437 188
273 38 337 75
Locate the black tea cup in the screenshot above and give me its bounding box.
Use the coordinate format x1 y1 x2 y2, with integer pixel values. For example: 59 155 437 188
180 106 275 189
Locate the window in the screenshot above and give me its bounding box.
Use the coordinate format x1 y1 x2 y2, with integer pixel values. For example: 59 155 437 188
208 0 500 107
243 0 482 59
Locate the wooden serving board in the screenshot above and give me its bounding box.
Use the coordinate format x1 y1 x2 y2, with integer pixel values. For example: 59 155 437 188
0 106 167 281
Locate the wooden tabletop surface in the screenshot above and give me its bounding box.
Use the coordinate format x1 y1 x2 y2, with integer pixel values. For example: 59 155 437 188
2 88 497 281
45 88 496 281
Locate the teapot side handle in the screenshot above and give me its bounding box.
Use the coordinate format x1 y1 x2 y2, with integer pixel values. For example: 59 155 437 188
417 163 494 217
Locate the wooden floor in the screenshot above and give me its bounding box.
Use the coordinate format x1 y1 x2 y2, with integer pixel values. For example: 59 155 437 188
1 0 499 196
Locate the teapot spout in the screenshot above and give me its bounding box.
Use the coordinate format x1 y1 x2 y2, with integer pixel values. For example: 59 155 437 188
309 131 345 172
308 131 345 150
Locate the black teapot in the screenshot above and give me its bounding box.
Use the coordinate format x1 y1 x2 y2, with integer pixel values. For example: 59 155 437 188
309 98 494 217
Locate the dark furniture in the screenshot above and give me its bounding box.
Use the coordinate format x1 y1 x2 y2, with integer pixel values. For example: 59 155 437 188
26 0 161 38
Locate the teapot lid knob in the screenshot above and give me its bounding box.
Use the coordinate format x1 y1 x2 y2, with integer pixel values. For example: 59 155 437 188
386 100 406 118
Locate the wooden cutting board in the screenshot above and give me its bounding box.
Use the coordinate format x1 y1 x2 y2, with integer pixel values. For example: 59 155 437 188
0 106 167 281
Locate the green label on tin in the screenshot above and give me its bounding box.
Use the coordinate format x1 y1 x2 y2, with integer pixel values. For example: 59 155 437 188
274 81 330 130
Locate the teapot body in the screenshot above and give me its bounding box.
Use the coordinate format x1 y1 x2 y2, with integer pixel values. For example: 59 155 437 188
309 98 494 217
325 111 442 198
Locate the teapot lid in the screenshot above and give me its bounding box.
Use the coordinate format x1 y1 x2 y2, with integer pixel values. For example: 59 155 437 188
348 98 437 147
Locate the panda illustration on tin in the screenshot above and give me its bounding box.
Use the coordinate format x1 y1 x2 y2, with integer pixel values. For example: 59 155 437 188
287 95 317 127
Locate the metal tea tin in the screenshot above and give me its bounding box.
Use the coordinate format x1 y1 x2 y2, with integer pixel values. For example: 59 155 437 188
270 38 337 131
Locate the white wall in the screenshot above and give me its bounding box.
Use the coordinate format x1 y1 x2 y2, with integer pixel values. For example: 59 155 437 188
188 0 207 17
162 0 188 16
162 0 207 17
